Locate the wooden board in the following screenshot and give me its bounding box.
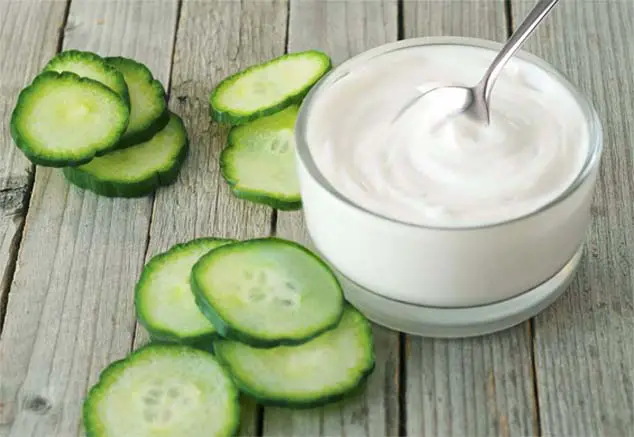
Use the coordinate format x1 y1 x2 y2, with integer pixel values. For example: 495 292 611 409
0 1 179 435
132 1 289 435
262 1 400 436
512 1 634 435
0 0 68 335
402 2 538 436
0 1 632 436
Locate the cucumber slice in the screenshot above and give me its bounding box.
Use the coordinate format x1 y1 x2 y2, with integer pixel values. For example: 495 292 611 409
43 49 130 106
83 344 240 437
105 57 169 149
10 71 130 167
221 105 301 210
191 238 344 348
210 50 331 125
214 305 375 408
135 238 236 344
63 111 188 197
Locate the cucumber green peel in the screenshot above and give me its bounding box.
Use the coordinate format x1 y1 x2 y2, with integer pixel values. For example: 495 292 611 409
221 105 301 210
135 238 235 344
209 50 331 125
10 71 130 167
63 111 188 197
191 237 344 348
83 344 240 437
214 305 375 408
106 56 169 149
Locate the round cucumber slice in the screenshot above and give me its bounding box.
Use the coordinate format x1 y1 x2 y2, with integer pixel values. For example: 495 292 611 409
135 238 236 344
191 238 344 348
63 111 188 197
209 50 332 125
83 344 240 437
105 56 169 149
10 71 130 167
214 305 375 408
43 49 130 106
221 105 301 210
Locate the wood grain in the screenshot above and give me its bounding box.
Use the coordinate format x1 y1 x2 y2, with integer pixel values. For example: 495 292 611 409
0 0 68 335
262 1 400 436
0 1 631 436
512 1 634 435
0 1 179 436
132 1 289 435
403 2 538 436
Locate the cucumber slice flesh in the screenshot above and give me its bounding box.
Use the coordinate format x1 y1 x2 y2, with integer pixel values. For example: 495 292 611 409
210 50 331 125
222 105 301 210
214 306 375 408
135 238 235 343
10 71 130 167
106 57 169 148
63 111 188 197
191 238 344 347
83 344 239 437
43 50 129 105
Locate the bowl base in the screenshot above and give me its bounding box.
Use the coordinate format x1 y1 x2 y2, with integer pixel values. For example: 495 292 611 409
308 241 583 338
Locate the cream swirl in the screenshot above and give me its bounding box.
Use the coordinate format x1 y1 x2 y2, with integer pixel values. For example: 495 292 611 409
307 44 589 227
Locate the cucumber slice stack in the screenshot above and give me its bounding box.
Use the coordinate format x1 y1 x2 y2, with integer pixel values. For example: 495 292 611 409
86 236 374 434
10 49 187 198
209 50 332 210
125 236 375 412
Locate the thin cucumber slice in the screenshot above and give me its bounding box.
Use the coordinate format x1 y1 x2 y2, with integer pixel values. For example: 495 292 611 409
191 237 344 348
214 305 375 408
105 57 169 149
210 50 331 125
63 111 188 197
83 344 240 437
10 71 130 167
221 105 301 210
135 238 236 344
43 49 130 106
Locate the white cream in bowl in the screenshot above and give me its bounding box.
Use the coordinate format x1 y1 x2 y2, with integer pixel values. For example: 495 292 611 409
295 37 602 308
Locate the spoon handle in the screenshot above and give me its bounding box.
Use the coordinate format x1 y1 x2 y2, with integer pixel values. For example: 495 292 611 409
479 0 560 102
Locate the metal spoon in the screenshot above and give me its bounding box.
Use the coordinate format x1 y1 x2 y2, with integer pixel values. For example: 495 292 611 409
394 0 560 126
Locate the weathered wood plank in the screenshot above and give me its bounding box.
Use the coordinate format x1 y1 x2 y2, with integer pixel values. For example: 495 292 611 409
0 1 179 436
512 1 634 435
132 1 289 435
262 1 400 436
0 0 68 335
403 2 538 436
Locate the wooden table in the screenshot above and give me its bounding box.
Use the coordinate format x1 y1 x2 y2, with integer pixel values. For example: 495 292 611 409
0 1 632 436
